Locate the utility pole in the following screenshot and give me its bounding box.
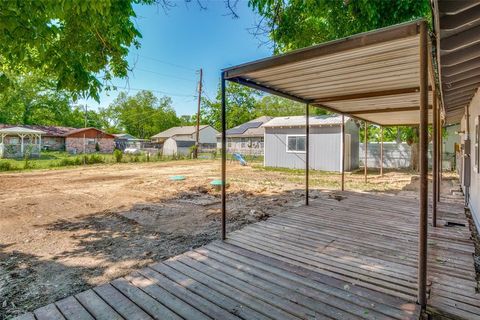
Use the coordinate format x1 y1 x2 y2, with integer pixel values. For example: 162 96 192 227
194 68 203 159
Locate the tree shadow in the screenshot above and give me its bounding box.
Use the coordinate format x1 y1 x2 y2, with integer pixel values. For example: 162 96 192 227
3 186 311 319
0 243 98 319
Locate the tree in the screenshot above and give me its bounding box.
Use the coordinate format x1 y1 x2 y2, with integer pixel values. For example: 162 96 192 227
257 95 330 117
202 82 261 131
0 72 74 126
178 115 197 126
248 0 430 53
0 0 160 100
106 90 180 138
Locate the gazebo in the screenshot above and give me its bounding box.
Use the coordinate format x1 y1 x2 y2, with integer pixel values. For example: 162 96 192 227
0 126 44 158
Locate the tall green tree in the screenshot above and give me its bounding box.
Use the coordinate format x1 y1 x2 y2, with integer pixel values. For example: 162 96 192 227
248 0 430 53
202 83 261 131
0 0 159 100
107 90 180 138
0 72 73 125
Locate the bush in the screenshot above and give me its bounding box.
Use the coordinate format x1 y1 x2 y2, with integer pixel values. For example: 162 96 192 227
87 154 104 164
58 156 83 166
113 149 123 163
0 161 12 171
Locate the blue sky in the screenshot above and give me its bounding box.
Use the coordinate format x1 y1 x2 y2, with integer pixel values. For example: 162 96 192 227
83 1 272 116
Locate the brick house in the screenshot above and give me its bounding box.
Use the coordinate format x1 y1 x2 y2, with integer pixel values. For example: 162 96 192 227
65 128 115 154
0 125 115 154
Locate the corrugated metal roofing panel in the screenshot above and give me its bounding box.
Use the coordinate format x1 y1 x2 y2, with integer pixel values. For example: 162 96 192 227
434 0 480 124
262 115 347 128
223 20 433 126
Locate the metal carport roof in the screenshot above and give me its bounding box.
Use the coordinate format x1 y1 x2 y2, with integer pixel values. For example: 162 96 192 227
223 20 434 126
432 0 480 124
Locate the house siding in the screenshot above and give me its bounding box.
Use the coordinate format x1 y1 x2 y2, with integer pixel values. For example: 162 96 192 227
42 136 65 151
65 129 115 154
264 123 359 172
66 137 114 154
466 89 480 231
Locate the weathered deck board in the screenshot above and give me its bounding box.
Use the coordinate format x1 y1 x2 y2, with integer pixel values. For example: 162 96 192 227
14 190 480 320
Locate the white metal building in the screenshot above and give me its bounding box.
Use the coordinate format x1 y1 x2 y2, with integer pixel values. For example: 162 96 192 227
263 115 359 172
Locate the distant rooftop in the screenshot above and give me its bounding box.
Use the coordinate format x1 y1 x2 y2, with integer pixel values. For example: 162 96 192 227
222 116 273 137
151 125 212 139
262 115 349 128
0 124 76 137
0 126 45 135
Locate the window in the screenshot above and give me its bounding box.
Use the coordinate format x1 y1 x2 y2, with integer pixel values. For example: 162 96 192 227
286 135 306 153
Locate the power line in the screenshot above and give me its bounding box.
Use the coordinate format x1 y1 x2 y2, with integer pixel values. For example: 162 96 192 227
131 67 196 83
137 54 197 72
114 86 195 98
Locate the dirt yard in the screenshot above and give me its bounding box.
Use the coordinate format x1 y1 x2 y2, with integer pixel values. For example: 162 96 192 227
0 160 460 319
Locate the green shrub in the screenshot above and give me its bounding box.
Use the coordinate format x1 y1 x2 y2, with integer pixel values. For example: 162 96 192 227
0 161 12 171
113 149 123 163
87 154 104 164
58 156 82 166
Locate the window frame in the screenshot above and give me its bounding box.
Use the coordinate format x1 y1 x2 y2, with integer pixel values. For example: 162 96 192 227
286 134 307 154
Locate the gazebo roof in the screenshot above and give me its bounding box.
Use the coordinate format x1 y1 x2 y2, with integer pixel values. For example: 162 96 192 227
0 126 45 135
223 20 434 126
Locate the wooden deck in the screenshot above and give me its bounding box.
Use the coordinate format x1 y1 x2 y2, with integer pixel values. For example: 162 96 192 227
14 191 479 320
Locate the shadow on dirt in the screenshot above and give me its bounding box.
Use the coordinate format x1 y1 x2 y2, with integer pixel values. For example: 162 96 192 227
1 186 309 319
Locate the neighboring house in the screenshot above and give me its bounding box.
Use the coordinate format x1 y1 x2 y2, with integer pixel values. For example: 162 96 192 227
263 115 359 172
162 137 195 156
113 133 147 151
0 126 44 158
65 128 115 154
151 125 218 151
0 124 76 151
0 124 115 155
216 116 272 155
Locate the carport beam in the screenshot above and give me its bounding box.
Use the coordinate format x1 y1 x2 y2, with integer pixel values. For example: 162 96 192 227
417 20 428 309
306 104 310 205
380 127 384 176
341 114 345 191
364 122 368 184
432 91 438 227
221 72 227 240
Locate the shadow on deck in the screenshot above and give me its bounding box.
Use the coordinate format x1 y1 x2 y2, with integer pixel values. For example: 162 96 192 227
14 190 480 320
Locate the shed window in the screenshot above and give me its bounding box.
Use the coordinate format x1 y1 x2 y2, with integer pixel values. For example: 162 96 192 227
286 135 306 153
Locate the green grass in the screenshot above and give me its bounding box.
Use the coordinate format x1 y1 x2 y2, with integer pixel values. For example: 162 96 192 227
0 151 201 172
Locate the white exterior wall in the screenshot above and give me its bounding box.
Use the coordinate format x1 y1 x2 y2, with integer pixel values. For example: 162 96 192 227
466 89 480 231
264 123 359 172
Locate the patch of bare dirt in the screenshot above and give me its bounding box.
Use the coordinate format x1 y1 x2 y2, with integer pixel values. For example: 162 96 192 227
0 161 308 319
0 160 431 319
